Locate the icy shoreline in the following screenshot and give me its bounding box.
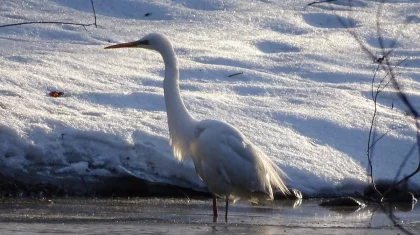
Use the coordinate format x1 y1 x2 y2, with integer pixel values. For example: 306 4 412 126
1 0 420 197
0 197 419 235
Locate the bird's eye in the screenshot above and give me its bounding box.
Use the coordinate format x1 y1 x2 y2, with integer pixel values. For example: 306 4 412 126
139 40 150 45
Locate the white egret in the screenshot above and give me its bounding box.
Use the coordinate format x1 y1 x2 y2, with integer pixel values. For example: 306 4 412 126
105 33 290 222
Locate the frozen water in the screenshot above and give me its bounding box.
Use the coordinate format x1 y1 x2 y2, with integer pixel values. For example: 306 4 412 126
1 0 420 196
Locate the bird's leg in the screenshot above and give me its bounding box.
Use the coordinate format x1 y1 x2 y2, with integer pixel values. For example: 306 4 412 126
225 196 229 223
212 194 218 221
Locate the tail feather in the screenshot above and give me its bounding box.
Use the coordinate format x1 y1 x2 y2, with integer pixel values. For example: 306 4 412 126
251 144 290 198
267 159 290 196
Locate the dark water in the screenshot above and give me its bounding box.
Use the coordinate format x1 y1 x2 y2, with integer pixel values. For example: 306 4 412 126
0 197 418 234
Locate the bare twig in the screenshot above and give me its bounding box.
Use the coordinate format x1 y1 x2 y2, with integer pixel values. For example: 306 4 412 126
90 0 98 28
0 21 96 28
307 0 337 6
371 63 382 100
373 58 407 96
381 160 420 202
382 204 416 235
367 65 382 197
309 1 417 234
368 128 395 152
382 56 420 193
368 204 381 228
368 58 409 155
354 0 420 209
333 0 420 201
393 143 417 182
228 72 243 77
0 0 97 28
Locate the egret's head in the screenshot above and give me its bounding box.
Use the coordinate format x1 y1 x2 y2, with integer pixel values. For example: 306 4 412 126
105 33 172 52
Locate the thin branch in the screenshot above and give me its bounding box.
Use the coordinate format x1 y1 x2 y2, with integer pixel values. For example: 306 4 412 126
334 0 420 199
367 104 380 195
378 42 420 203
372 57 408 103
393 143 417 182
372 1 420 202
90 0 98 28
382 157 420 202
371 63 382 100
382 204 416 235
0 0 97 28
377 58 408 94
332 7 377 62
0 21 96 28
368 128 395 152
307 0 337 6
367 60 385 197
309 2 418 234
386 60 418 117
228 72 244 77
376 1 386 59
368 204 382 228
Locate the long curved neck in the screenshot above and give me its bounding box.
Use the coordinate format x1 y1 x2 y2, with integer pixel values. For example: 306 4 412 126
161 49 194 123
159 45 197 160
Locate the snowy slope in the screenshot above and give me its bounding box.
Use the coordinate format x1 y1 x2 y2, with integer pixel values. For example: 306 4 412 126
1 0 419 196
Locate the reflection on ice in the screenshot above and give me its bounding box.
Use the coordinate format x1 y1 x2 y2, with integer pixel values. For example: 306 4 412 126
0 197 417 229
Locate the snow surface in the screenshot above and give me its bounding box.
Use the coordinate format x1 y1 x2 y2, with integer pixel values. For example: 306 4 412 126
1 0 419 196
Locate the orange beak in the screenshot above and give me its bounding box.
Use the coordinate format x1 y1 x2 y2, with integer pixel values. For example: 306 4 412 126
104 41 139 49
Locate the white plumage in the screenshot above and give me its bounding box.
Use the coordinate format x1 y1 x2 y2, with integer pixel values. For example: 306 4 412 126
105 33 290 221
190 119 289 200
